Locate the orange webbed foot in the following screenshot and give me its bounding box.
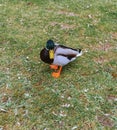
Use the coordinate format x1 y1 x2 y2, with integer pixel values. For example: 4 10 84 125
52 66 62 78
52 72 60 78
50 65 58 70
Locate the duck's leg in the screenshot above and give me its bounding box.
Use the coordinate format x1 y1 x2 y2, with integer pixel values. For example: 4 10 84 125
50 64 58 70
52 66 62 78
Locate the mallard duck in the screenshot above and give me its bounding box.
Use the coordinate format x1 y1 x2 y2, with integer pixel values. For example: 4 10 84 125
40 40 82 78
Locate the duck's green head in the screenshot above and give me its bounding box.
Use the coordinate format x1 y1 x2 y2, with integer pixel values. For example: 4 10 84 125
46 40 55 50
46 40 55 59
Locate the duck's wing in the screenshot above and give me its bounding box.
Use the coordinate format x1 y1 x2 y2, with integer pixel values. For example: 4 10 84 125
57 53 77 60
53 45 82 66
55 45 82 58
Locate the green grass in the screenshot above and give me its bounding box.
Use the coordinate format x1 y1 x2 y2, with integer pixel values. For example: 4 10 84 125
0 0 117 129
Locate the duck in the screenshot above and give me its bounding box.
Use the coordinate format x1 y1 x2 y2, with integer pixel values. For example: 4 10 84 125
40 39 82 78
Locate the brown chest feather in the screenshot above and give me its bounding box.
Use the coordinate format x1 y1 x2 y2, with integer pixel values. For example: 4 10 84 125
40 48 53 64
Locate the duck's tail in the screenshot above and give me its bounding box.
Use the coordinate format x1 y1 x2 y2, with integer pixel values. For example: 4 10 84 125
76 49 82 57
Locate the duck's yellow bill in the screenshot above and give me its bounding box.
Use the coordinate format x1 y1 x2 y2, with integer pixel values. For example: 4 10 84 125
49 50 54 59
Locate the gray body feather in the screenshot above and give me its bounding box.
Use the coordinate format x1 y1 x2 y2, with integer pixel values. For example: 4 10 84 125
53 44 82 66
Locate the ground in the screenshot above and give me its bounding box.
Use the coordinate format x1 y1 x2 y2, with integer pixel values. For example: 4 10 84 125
0 0 117 129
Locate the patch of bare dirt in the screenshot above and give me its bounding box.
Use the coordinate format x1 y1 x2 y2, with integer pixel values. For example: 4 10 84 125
60 23 75 30
85 42 114 54
107 95 117 101
111 32 117 39
94 43 113 52
50 22 58 26
94 56 109 64
57 10 79 17
97 115 114 128
0 40 9 44
50 22 75 30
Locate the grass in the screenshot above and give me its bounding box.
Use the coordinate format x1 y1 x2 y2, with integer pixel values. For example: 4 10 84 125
0 0 117 129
